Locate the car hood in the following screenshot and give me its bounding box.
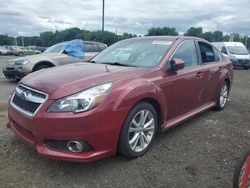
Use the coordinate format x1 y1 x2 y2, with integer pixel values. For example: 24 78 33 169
21 62 150 99
8 53 61 63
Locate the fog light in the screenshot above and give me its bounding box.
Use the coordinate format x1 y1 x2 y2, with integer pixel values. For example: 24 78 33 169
67 141 84 153
46 140 93 152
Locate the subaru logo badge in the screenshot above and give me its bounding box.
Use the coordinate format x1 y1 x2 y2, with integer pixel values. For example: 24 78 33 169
19 90 30 101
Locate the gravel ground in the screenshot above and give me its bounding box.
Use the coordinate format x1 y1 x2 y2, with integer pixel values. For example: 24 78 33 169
0 55 249 188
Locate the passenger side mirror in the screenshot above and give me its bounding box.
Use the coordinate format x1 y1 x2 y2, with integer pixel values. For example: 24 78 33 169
221 48 228 55
170 58 185 71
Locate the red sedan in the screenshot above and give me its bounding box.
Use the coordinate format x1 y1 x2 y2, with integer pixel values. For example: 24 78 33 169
7 36 233 162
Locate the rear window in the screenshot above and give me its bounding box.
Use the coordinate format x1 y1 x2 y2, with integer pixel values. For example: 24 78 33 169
84 43 99 52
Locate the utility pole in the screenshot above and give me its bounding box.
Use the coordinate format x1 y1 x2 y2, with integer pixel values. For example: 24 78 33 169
245 35 248 47
21 36 24 47
102 0 105 43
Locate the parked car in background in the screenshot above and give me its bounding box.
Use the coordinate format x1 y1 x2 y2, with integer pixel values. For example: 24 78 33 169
7 36 233 162
28 46 47 53
0 46 8 55
3 40 107 80
11 46 42 56
212 42 250 69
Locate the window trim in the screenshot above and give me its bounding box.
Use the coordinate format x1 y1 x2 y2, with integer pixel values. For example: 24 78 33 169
167 39 200 70
196 40 222 65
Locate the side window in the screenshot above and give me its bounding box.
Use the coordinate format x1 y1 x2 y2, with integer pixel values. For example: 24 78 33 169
221 47 228 55
84 43 99 52
198 42 215 63
172 41 198 68
213 48 220 62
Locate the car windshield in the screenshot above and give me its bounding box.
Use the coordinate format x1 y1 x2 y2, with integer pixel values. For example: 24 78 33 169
92 39 172 68
44 42 67 53
227 46 249 55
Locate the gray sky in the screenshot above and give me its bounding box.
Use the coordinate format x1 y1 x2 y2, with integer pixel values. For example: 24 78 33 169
0 0 250 36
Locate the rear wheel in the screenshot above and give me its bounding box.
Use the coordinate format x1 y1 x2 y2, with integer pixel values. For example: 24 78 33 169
118 102 157 158
18 52 24 56
214 81 229 111
34 64 50 71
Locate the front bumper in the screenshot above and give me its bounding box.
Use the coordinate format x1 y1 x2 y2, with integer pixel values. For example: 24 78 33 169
7 99 128 162
3 68 26 80
231 59 250 68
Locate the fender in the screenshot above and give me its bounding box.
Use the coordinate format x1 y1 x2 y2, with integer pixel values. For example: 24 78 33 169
113 78 167 125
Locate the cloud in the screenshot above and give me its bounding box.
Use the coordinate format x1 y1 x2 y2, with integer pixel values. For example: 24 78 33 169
0 0 249 36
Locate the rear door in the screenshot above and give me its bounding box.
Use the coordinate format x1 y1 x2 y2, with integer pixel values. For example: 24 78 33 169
197 41 225 103
163 40 209 121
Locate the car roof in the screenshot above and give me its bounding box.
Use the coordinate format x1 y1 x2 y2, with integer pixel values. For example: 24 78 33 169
124 36 207 42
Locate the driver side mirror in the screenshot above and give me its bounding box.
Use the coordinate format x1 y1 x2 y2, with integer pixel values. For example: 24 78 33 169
169 58 185 71
221 48 228 55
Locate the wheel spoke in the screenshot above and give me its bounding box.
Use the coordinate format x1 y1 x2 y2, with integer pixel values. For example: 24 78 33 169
129 126 140 133
132 118 140 127
143 118 154 129
139 134 145 149
129 133 140 149
142 133 150 144
144 125 155 132
142 111 149 124
139 111 145 125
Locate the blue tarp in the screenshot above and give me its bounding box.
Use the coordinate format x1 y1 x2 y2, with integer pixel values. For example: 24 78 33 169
63 39 84 59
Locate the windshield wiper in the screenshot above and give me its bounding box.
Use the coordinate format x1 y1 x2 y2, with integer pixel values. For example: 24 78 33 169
103 62 137 67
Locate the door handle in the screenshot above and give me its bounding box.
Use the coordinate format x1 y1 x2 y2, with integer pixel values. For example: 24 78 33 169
196 71 204 78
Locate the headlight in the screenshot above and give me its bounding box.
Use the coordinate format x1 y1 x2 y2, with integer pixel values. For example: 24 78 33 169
48 82 112 113
15 59 30 65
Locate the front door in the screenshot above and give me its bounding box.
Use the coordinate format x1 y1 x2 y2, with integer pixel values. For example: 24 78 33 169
162 40 208 122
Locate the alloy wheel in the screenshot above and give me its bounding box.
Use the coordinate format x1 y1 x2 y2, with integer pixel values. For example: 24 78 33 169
128 110 155 152
219 84 228 108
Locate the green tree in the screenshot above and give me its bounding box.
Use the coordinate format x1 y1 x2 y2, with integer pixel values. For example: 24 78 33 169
147 27 178 36
202 32 213 41
39 31 54 46
185 27 203 37
212 31 223 42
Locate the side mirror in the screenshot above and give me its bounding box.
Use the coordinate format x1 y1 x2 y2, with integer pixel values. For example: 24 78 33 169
170 58 185 71
221 49 228 55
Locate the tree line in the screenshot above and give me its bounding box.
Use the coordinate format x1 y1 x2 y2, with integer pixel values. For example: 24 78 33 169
0 26 249 50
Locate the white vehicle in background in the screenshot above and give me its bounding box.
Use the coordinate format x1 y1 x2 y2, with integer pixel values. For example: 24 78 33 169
212 42 250 69
0 46 8 55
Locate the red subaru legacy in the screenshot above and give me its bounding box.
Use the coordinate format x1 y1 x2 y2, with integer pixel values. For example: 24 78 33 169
7 36 233 162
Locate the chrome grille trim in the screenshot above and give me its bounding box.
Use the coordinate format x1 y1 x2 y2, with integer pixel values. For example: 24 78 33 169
10 84 48 117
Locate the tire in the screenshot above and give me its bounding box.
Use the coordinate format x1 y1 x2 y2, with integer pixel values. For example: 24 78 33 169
118 102 158 158
243 67 249 70
34 64 50 71
233 152 250 188
18 52 24 56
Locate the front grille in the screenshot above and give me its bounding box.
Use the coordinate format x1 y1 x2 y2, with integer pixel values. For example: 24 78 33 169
238 59 250 64
11 84 47 116
12 94 41 114
6 67 14 70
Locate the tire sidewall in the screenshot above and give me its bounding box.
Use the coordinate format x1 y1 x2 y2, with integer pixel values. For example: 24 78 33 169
118 102 158 158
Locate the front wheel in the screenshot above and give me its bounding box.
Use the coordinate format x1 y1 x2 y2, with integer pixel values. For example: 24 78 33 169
214 81 229 111
118 102 158 158
34 64 50 71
